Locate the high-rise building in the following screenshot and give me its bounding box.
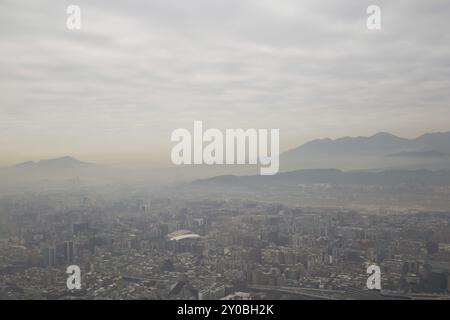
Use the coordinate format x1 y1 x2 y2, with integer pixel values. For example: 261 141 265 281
64 241 75 264
73 222 89 235
42 246 56 267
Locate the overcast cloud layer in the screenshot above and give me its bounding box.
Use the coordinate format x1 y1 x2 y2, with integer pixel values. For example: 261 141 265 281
1 0 450 166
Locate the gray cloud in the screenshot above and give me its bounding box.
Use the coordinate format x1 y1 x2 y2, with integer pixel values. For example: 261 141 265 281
1 0 449 165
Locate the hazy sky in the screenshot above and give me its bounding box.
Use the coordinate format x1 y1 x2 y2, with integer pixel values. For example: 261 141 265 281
1 0 450 166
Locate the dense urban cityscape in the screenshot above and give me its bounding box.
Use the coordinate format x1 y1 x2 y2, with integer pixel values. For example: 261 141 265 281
1 193 450 300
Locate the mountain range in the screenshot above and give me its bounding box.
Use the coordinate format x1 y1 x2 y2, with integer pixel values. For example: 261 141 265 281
192 168 450 188
283 131 450 158
14 156 92 170
280 131 450 171
3 130 450 181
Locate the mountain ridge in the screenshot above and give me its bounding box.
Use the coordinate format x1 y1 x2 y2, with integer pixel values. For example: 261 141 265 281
192 168 450 188
283 131 450 157
13 156 92 170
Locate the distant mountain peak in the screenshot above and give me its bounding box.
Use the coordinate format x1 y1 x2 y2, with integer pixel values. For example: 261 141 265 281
60 155 77 160
281 130 450 172
371 132 399 139
14 156 91 169
284 131 408 157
